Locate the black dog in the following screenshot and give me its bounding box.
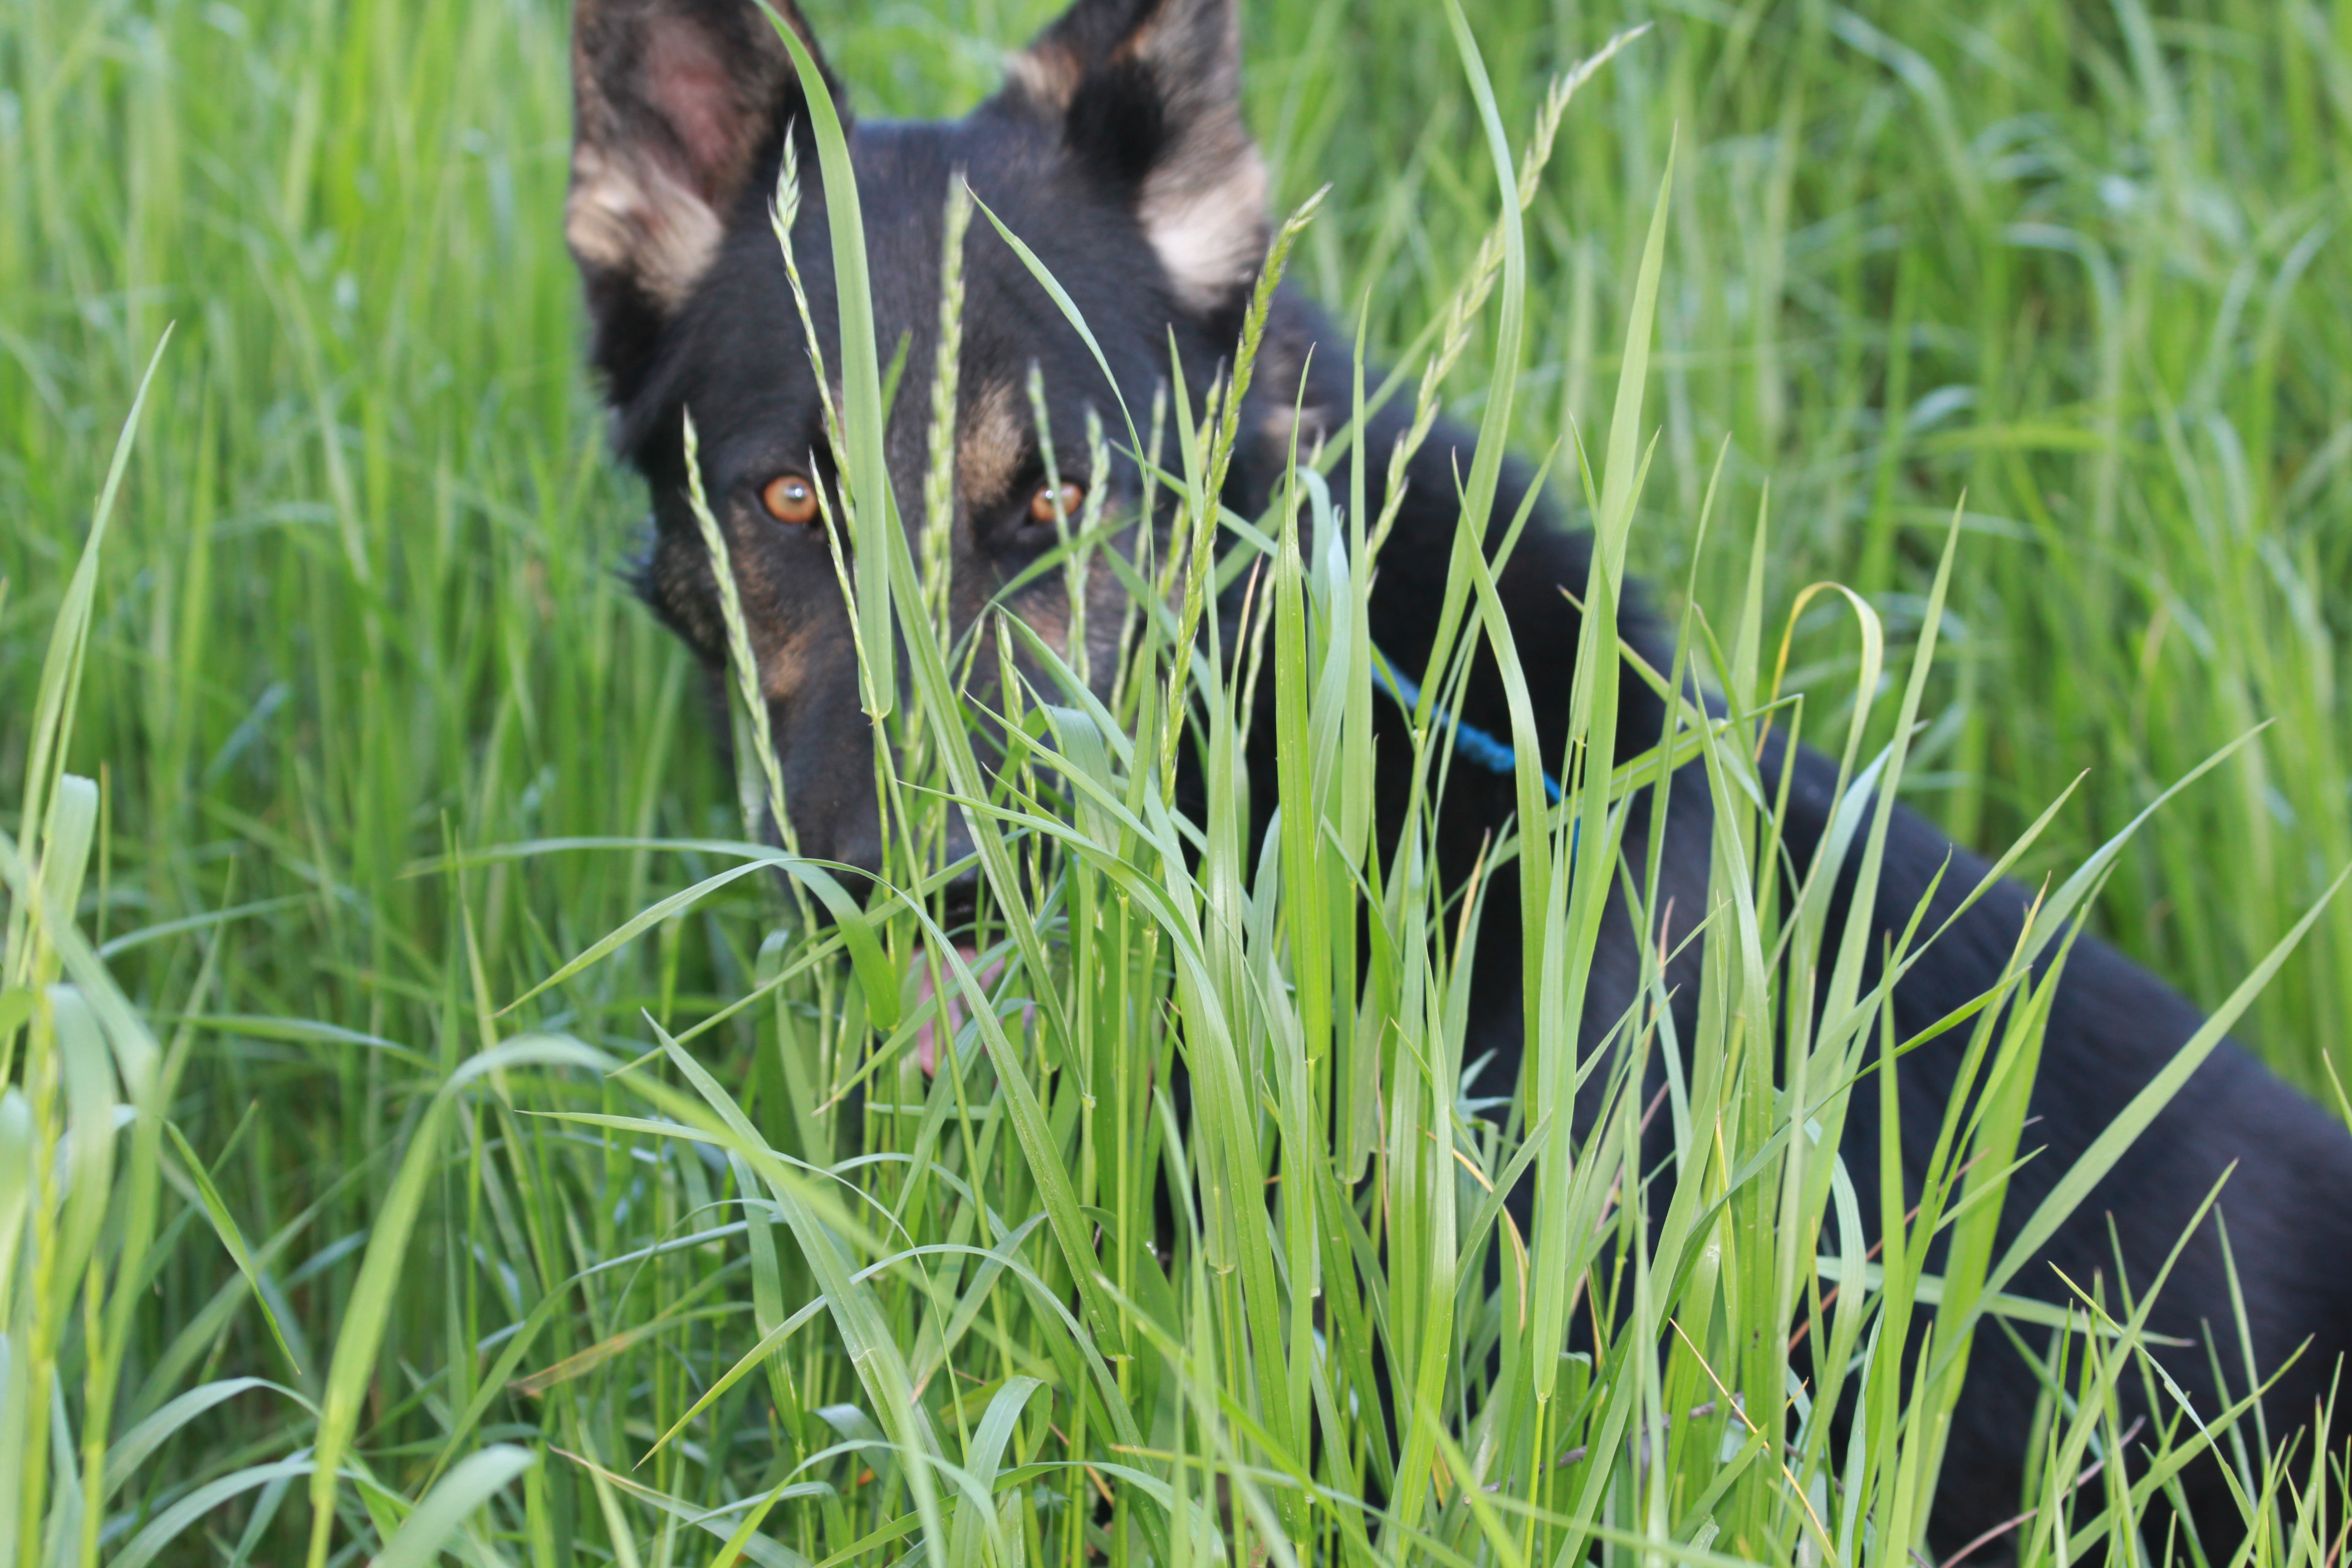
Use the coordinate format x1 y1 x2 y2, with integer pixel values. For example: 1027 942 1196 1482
564 0 2352 1554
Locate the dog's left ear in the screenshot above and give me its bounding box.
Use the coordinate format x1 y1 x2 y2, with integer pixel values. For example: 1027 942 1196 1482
1002 0 1269 314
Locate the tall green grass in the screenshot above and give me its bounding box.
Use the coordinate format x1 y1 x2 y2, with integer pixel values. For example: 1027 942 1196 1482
1 0 2347 1563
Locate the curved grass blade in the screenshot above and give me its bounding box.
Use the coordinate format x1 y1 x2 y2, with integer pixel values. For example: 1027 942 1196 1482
14 326 172 880
304 1038 608 1568
368 1445 535 1568
101 1378 289 1501
164 1122 303 1375
945 1377 1043 1568
499 853 897 1030
119 1456 320 1568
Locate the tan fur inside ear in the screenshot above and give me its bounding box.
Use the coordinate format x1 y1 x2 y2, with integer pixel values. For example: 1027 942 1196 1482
1129 0 1267 309
1140 144 1269 312
565 142 725 309
1005 0 1271 311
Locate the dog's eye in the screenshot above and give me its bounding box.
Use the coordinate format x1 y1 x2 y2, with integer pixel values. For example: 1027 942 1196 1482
760 475 820 526
1028 480 1085 526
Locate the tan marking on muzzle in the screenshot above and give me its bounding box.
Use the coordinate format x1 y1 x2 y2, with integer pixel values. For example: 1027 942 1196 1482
701 521 817 704
760 631 815 704
1008 549 1134 699
1012 589 1070 661
1082 551 1130 687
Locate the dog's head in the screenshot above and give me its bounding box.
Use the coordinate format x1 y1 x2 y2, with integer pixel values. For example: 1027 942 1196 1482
566 0 1276 874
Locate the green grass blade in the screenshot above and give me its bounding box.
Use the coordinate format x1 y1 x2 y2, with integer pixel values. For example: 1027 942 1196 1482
164 1122 304 1376
117 1457 321 1568
304 1038 606 1568
945 1377 1042 1568
369 1446 536 1568
102 1379 288 1501
762 5 892 716
13 327 172 881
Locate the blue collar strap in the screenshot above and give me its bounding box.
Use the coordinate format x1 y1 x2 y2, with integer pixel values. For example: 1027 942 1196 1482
1369 652 1566 805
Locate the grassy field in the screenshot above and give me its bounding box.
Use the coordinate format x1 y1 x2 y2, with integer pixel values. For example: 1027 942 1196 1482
2 0 2350 1563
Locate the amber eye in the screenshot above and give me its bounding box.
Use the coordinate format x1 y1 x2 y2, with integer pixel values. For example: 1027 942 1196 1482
1029 480 1085 526
760 474 820 526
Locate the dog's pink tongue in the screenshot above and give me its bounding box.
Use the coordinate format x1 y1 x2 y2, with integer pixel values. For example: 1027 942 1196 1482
915 943 989 1077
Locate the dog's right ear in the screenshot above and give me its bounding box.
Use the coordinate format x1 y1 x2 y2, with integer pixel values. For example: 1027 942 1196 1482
568 0 844 378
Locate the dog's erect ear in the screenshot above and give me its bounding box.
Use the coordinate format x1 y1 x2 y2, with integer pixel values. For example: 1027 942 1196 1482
568 0 844 314
1004 0 1269 313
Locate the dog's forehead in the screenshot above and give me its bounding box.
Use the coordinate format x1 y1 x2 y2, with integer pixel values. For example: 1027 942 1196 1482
849 118 1121 322
638 111 1166 468
846 116 1162 407
843 121 958 330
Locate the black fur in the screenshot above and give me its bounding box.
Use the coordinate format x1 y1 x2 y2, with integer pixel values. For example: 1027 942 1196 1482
565 0 2352 1555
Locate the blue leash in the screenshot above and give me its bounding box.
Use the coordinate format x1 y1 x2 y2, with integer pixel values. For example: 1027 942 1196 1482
1370 652 1565 805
